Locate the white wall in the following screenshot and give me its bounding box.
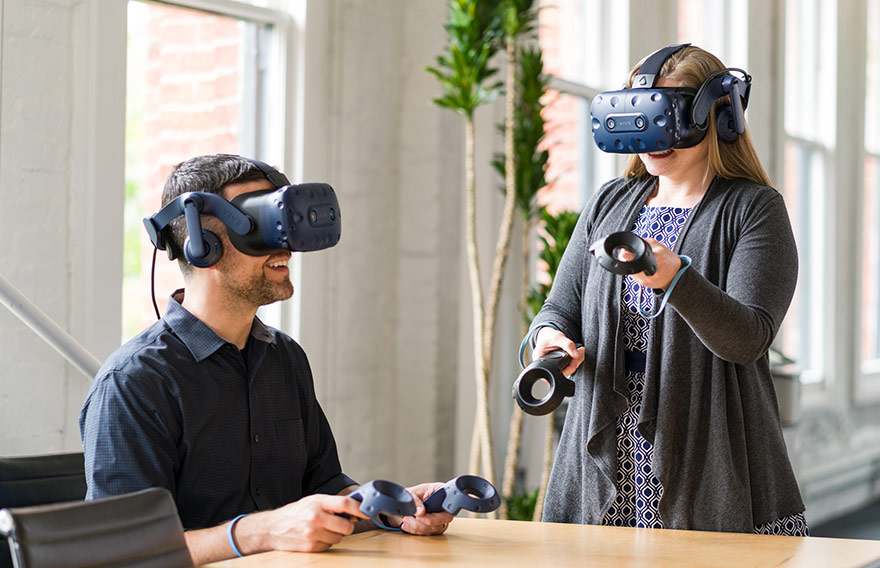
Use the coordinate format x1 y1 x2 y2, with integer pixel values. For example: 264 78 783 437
0 0 125 455
296 0 469 484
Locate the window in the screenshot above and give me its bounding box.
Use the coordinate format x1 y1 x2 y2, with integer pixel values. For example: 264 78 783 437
123 0 287 341
780 0 837 384
538 0 621 213
677 0 748 66
860 0 880 384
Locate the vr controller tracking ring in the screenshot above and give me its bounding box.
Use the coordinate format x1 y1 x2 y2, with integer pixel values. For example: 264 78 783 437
513 349 576 416
423 475 501 516
589 231 658 276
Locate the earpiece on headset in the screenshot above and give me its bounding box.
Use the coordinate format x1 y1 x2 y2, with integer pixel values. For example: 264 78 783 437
691 69 751 143
183 230 223 268
715 105 739 143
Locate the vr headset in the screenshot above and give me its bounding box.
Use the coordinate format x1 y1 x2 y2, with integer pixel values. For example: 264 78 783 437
590 43 752 153
143 157 341 269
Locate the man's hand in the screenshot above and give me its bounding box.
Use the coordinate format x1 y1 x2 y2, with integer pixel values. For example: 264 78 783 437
384 482 454 535
236 494 369 554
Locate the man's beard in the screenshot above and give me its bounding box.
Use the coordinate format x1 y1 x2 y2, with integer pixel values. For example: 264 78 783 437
220 270 294 309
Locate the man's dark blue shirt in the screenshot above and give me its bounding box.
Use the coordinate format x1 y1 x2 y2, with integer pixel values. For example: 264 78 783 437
79 291 355 529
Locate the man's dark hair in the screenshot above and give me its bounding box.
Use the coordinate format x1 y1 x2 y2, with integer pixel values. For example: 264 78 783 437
162 154 269 275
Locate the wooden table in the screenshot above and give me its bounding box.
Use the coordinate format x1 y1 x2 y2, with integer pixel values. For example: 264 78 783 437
204 517 880 567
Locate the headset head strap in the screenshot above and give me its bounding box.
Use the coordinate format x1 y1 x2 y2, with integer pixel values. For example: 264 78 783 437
632 43 690 88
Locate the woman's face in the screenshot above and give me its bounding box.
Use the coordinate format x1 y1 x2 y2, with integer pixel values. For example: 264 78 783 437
637 78 710 184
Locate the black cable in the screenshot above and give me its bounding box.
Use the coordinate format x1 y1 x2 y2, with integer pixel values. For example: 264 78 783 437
150 246 161 320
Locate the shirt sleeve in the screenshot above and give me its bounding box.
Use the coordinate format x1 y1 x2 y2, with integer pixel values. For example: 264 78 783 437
667 191 799 364
79 371 180 501
529 200 591 344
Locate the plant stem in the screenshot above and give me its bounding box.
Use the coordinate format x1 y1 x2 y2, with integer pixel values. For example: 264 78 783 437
533 412 554 521
500 217 533 518
464 116 492 488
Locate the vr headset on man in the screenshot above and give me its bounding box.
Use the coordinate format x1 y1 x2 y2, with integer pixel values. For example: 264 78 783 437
143 157 341 269
142 156 341 318
590 43 752 154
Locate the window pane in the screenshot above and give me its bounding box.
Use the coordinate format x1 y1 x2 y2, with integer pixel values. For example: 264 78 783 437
781 140 827 383
538 0 628 87
538 0 621 212
861 0 880 373
784 0 837 142
124 0 272 341
677 0 748 67
781 0 835 382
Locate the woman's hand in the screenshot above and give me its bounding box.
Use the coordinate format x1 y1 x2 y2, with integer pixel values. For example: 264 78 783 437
623 237 684 290
384 483 454 535
533 327 585 376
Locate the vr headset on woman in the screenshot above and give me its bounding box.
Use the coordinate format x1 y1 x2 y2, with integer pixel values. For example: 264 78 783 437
590 43 752 153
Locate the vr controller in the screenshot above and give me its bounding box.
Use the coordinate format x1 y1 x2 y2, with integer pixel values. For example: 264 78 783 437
513 349 575 416
344 475 500 529
590 43 751 153
422 475 501 515
346 479 416 523
589 231 657 276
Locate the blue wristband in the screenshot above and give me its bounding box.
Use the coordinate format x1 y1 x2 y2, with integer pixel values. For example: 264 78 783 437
371 513 403 531
519 323 561 369
227 514 248 558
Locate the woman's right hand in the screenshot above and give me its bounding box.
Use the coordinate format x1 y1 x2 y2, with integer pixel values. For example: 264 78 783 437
533 327 585 377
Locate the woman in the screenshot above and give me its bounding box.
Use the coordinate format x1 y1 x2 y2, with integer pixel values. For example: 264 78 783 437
528 45 807 534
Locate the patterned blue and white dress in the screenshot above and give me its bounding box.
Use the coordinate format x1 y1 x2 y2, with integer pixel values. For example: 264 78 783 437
601 205 809 536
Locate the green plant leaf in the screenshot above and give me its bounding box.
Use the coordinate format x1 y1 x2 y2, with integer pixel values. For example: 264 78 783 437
426 0 506 118
524 208 580 324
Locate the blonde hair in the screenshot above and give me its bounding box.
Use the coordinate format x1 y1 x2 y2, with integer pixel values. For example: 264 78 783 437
621 46 772 187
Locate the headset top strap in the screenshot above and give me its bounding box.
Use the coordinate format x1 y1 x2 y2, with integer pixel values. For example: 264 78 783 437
245 157 290 188
632 43 690 88
218 154 291 188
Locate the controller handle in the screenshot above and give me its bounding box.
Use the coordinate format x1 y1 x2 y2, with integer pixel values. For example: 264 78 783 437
513 349 575 416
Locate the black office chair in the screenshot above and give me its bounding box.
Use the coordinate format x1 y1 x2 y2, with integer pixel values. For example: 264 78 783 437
0 486 192 568
0 452 87 509
0 452 88 568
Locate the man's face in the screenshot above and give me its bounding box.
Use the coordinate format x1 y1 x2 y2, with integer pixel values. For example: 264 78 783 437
211 179 294 308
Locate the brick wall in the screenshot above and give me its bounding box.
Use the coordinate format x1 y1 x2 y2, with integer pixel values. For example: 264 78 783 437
125 2 245 337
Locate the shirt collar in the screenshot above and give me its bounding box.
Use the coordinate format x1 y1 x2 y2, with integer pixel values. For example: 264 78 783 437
164 289 276 362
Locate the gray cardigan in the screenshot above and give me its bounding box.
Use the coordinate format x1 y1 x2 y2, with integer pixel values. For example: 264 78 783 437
534 175 805 532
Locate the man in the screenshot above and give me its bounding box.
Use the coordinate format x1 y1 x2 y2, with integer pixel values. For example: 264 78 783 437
80 155 452 565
